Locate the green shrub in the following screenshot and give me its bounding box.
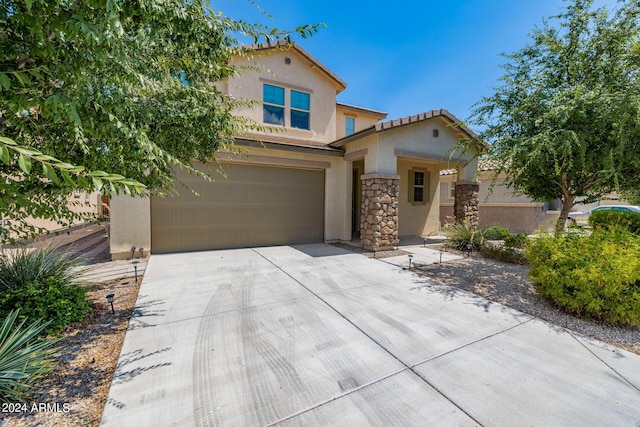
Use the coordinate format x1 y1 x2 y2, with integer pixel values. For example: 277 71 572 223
526 227 640 325
0 311 58 403
0 245 85 291
505 233 528 248
484 226 511 240
0 278 92 336
480 244 528 265
588 209 640 234
442 221 485 250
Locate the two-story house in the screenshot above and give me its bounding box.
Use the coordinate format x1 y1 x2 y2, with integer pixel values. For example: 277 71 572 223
109 41 481 259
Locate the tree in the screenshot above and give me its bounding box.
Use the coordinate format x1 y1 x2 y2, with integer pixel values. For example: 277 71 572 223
469 0 640 231
0 0 321 242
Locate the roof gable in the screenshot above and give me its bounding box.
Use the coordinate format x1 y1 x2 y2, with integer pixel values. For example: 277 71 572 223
330 109 478 148
248 41 347 92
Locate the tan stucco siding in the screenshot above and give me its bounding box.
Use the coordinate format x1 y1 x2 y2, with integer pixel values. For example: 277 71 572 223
228 50 338 144
440 174 532 204
335 109 383 140
397 159 441 237
17 191 102 235
110 193 151 259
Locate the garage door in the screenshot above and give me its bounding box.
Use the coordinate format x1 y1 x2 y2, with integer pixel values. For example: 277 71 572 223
151 163 325 253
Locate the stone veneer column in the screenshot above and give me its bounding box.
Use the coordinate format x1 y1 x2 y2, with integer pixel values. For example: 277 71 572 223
454 182 480 227
360 174 400 251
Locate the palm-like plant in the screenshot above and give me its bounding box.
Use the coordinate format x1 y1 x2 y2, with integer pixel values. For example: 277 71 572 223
0 311 59 402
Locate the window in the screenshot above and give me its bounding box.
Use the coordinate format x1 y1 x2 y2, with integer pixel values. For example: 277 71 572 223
409 170 429 203
345 117 355 136
290 90 310 130
263 84 285 126
449 181 456 198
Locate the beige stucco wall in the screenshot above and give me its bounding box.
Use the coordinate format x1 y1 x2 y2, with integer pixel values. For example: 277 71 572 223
335 107 383 139
226 49 340 144
440 174 531 204
16 191 103 235
441 203 558 233
397 159 441 237
110 193 151 259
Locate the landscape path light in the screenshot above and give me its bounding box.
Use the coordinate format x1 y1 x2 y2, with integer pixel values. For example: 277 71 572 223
106 293 115 314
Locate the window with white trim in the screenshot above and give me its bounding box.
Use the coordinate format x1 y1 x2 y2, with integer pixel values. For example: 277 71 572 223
290 90 310 130
345 117 355 136
449 181 456 198
263 84 285 126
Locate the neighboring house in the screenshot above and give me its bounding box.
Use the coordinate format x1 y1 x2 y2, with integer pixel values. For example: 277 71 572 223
4 190 106 239
109 41 481 259
439 162 631 233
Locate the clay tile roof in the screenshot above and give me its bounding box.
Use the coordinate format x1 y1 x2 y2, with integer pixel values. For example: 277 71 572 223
331 108 479 148
440 158 498 175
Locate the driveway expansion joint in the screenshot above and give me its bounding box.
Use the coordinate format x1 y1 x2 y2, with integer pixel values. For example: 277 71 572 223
569 332 640 394
252 248 487 426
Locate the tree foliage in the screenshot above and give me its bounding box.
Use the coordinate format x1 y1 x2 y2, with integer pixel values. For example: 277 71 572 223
470 0 640 230
0 0 322 242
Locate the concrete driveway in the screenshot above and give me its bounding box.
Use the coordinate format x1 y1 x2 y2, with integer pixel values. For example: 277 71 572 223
101 244 640 426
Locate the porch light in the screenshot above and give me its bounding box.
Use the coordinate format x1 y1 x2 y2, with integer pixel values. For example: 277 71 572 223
106 293 115 314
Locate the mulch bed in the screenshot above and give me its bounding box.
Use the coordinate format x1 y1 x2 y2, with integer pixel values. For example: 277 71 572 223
2 275 142 427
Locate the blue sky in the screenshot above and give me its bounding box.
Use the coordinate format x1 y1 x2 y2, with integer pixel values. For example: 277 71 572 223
212 0 619 127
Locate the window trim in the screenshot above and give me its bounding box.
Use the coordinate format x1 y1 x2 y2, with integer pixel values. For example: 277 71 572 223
263 84 285 126
408 169 429 205
290 89 310 130
345 116 355 136
448 181 456 199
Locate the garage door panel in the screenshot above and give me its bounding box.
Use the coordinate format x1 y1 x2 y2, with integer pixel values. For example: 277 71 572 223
151 163 325 253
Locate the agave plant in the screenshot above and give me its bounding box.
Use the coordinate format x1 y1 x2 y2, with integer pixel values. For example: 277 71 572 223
0 311 59 403
0 245 85 291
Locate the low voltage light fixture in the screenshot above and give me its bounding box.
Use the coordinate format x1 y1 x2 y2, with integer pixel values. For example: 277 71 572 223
106 293 115 314
408 254 414 270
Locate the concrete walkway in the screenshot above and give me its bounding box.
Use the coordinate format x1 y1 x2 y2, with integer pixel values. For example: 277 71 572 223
101 244 640 426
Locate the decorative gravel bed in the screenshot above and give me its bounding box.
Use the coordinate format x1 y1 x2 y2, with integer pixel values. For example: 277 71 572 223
414 253 640 356
2 275 142 427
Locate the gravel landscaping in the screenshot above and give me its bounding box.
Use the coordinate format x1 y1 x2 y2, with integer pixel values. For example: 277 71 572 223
414 252 640 356
2 275 142 427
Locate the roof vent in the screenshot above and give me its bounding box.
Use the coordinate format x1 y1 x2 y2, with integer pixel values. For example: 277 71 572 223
433 129 439 138
285 57 291 64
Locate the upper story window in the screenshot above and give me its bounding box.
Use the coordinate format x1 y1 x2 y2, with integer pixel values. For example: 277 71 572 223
449 181 456 198
345 117 355 136
263 84 285 126
290 90 310 130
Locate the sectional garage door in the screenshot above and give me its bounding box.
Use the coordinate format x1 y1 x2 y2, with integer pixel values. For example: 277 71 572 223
151 163 325 253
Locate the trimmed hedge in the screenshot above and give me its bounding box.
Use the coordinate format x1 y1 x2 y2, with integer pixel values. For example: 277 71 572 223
588 209 640 234
526 227 640 325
